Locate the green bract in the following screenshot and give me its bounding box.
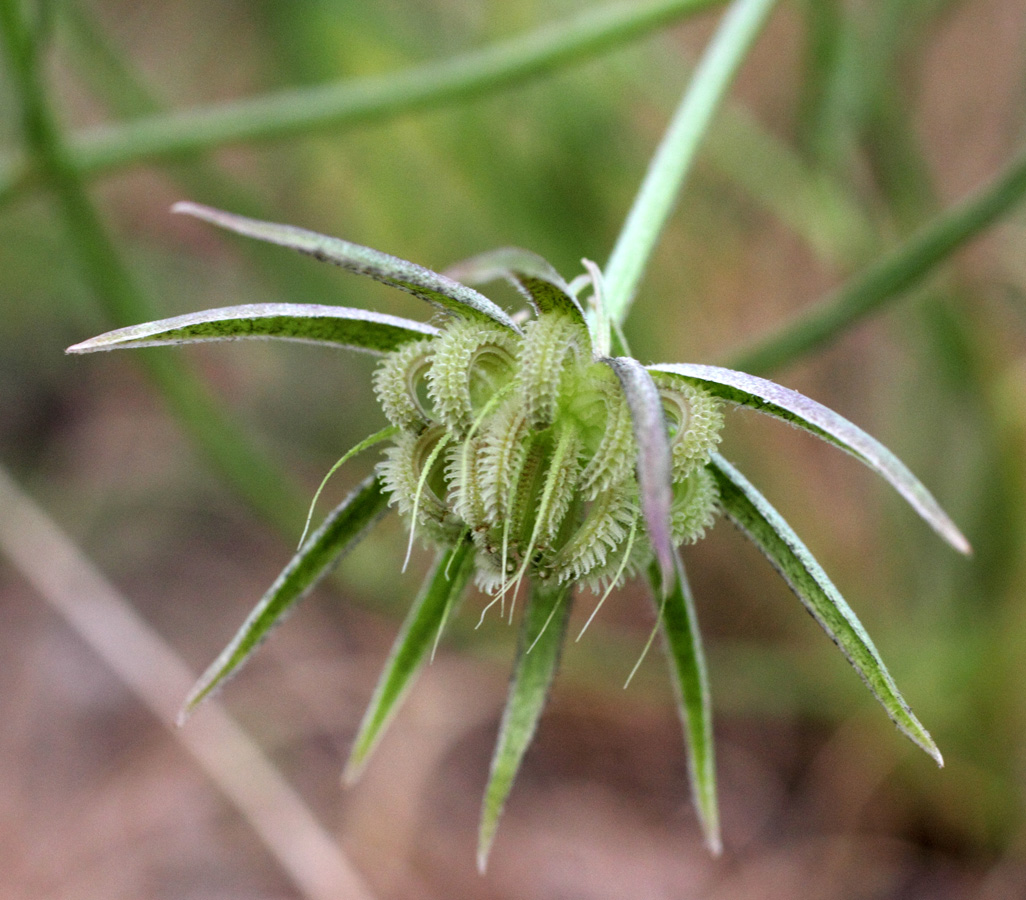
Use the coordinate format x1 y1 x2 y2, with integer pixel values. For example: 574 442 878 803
68 202 970 868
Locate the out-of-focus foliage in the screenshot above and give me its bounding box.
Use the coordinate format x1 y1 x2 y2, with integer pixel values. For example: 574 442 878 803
1 0 1025 897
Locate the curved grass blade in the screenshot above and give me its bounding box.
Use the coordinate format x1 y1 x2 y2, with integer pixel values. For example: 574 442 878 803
478 580 572 872
173 202 521 332
650 554 720 854
650 363 971 555
708 453 943 765
444 247 588 328
605 357 675 590
67 303 438 355
180 476 389 720
343 540 475 783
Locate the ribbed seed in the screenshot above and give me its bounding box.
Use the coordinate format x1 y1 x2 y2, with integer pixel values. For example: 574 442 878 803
373 339 435 430
518 314 582 427
427 318 517 433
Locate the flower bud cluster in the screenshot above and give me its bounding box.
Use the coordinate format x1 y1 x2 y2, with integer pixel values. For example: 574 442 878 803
374 312 723 592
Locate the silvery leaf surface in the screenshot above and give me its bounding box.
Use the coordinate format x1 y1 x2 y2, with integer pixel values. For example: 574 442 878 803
653 554 720 854
708 453 943 765
478 580 571 872
173 202 522 332
605 356 675 589
444 246 589 328
344 541 475 782
180 476 388 718
67 303 438 355
650 363 971 555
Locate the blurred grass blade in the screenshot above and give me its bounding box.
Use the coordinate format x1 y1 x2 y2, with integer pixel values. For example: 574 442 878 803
0 0 727 204
479 580 572 871
67 303 438 355
181 476 389 718
708 453 943 765
344 540 475 783
650 363 971 554
727 141 1026 375
652 554 720 853
174 202 521 332
605 357 675 589
603 0 779 325
0 0 305 535
445 247 588 328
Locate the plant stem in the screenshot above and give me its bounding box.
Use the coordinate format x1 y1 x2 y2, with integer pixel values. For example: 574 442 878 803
0 0 305 533
602 0 779 326
726 142 1026 375
0 0 724 207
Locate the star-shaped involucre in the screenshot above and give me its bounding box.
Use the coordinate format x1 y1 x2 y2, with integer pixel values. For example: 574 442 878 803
68 203 971 868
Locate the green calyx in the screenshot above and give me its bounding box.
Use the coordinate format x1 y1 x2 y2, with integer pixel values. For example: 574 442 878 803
375 310 723 593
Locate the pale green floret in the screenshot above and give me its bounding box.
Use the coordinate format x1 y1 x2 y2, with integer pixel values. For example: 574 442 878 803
652 373 724 477
575 375 636 499
373 309 724 594
671 467 718 544
427 318 518 432
373 338 435 431
517 313 585 427
378 426 463 542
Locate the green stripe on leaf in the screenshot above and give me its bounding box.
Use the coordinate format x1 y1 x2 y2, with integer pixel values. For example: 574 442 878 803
67 303 438 355
173 202 522 332
344 540 476 782
651 363 971 555
708 453 943 766
180 476 389 720
478 580 572 871
445 246 589 330
652 554 720 853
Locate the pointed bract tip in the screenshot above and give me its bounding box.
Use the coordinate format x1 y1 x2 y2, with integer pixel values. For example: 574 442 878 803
171 200 206 217
340 756 365 787
476 846 491 875
705 829 724 857
951 530 973 557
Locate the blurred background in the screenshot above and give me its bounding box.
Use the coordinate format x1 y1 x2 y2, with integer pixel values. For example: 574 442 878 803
2 0 1025 897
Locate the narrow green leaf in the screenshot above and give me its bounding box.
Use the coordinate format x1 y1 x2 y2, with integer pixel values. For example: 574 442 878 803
479 580 572 871
0 0 727 205
650 363 971 555
66 303 438 355
604 357 675 589
173 202 521 332
726 141 1026 375
444 247 589 328
180 476 389 719
708 453 943 765
652 554 720 854
603 0 779 324
344 540 475 782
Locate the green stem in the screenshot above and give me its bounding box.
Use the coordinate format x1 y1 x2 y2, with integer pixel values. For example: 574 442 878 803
602 0 779 326
726 141 1026 375
0 0 304 533
0 0 724 206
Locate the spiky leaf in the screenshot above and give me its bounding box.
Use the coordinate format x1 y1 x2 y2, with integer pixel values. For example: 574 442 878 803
650 363 970 555
708 453 943 765
173 202 521 332
605 356 675 588
180 476 388 718
653 554 720 854
444 247 589 328
479 580 572 871
67 303 438 355
344 540 475 782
